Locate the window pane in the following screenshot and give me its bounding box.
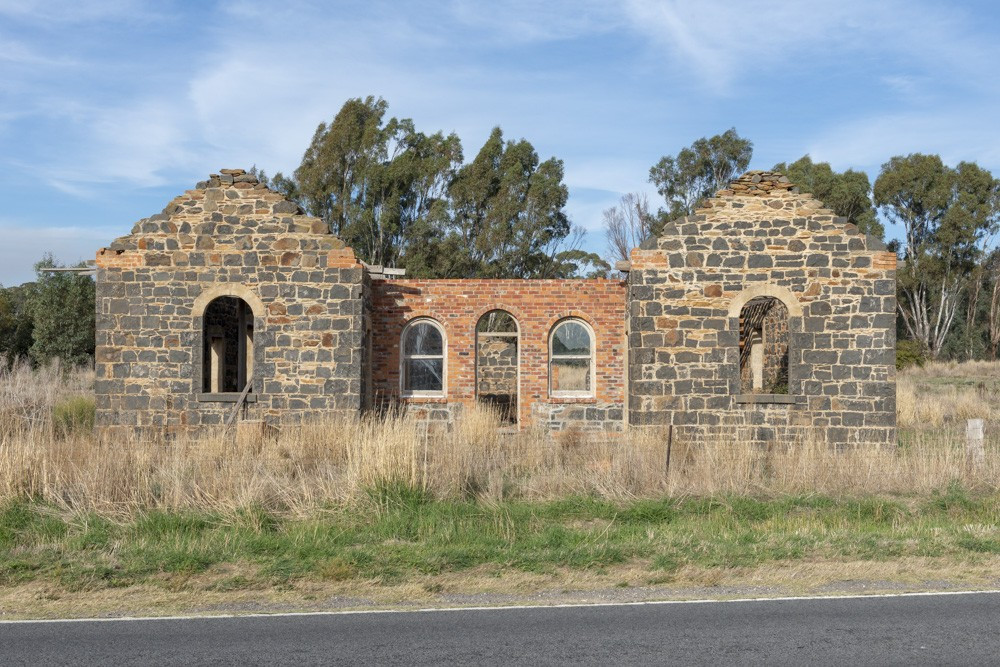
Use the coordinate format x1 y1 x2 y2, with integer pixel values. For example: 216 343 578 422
476 310 517 333
552 321 591 356
405 358 443 392
404 322 443 356
551 358 591 393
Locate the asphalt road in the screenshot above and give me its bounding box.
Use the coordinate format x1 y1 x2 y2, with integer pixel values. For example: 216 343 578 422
2 592 999 666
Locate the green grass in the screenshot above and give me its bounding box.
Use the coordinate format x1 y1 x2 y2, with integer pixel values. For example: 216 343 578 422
51 395 95 436
2 486 1000 592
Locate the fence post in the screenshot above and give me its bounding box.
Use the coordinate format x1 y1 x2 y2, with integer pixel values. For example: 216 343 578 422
966 418 985 468
665 424 673 477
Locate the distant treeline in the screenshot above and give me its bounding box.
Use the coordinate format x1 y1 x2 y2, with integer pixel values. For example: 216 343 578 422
5 98 998 368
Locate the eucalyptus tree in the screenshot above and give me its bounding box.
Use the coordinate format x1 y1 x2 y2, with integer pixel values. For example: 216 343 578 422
28 256 95 367
874 154 999 358
649 128 753 220
446 126 573 278
772 155 883 239
276 96 462 270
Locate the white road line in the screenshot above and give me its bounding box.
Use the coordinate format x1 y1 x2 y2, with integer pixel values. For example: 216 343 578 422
2 588 999 625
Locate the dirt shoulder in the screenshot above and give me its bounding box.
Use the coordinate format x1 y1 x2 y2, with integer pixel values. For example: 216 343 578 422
4 557 1000 621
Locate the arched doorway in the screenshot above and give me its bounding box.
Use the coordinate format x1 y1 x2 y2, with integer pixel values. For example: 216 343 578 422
202 296 254 393
476 310 519 423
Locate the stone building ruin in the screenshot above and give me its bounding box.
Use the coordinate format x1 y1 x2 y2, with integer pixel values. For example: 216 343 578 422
95 169 897 444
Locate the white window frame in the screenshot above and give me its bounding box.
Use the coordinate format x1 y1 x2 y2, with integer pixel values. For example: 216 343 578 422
548 318 596 398
400 318 447 397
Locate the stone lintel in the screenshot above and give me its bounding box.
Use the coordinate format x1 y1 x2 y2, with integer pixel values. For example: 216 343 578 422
197 393 260 403
733 394 804 405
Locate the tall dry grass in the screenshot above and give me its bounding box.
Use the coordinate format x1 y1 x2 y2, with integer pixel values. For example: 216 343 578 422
897 360 1000 428
2 360 1000 517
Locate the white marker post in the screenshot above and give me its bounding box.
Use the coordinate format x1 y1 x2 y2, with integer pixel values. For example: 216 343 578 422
966 418 985 468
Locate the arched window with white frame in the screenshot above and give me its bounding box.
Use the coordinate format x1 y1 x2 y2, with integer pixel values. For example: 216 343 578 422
549 318 594 397
401 318 446 396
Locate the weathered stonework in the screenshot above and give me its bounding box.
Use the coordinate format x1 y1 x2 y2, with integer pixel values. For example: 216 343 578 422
94 169 364 432
95 169 897 445
627 171 897 444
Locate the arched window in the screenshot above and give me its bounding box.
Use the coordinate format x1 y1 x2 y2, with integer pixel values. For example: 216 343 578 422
739 297 789 394
476 310 519 423
401 318 445 396
549 319 594 397
202 296 254 393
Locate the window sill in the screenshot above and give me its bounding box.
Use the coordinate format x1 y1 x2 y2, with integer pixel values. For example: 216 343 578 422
548 395 597 404
734 394 803 405
400 395 448 403
197 393 258 403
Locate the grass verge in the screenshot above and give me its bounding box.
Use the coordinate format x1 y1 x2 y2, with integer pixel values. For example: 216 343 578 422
3 484 1000 612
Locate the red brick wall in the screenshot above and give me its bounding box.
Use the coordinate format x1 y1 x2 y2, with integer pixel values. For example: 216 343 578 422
370 279 627 428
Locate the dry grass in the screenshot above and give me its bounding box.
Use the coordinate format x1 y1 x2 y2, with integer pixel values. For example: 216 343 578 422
6 556 1000 620
898 360 1000 428
2 360 1000 517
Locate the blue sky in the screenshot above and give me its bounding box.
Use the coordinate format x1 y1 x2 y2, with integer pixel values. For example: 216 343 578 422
2 0 999 285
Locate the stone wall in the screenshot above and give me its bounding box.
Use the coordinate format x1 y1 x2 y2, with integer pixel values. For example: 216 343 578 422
369 279 627 431
94 167 897 444
94 169 365 432
476 336 518 422
627 171 897 444
760 302 790 393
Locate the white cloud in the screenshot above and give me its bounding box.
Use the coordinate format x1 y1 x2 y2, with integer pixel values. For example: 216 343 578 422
563 158 657 198
0 0 154 24
620 0 994 95
0 221 117 285
806 107 1000 175
448 0 621 42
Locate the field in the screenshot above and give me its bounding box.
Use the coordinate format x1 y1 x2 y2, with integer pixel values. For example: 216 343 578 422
1 360 1000 617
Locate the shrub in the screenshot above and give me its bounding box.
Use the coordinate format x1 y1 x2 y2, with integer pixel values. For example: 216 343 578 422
53 395 95 436
896 339 926 370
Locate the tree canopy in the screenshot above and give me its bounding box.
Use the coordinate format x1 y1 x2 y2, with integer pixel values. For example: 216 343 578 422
275 96 462 271
772 155 883 239
0 283 35 368
874 154 1000 358
28 256 96 368
649 128 753 221
273 97 602 279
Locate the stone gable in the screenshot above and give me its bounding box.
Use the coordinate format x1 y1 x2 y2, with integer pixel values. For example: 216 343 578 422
627 171 897 444
95 169 364 432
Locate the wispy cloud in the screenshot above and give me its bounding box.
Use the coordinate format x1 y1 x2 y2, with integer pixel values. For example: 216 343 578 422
0 220 118 285
448 0 621 42
1 0 999 284
0 0 154 24
620 0 994 96
807 106 1000 173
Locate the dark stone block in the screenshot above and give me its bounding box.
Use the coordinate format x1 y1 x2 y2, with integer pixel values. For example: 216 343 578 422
804 317 825 333
809 301 832 316
806 254 829 267
722 256 744 268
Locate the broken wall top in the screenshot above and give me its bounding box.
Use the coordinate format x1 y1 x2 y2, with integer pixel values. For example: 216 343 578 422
637 170 888 256
99 169 355 259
